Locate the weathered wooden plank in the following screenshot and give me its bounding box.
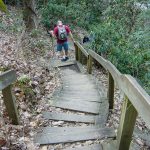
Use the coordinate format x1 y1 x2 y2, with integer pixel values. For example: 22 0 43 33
74 41 78 61
59 91 100 97
64 144 103 150
50 59 76 68
51 96 101 103
2 85 19 125
63 84 96 89
37 126 98 134
60 89 99 95
62 80 95 85
62 74 89 79
55 93 101 100
0 70 16 90
88 50 108 71
108 73 114 109
87 55 93 74
95 99 109 127
75 41 89 58
34 127 115 145
78 46 82 63
50 100 101 114
119 75 150 128
117 96 137 150
42 111 96 123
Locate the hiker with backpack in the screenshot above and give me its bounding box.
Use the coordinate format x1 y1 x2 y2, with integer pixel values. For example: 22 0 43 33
49 20 74 61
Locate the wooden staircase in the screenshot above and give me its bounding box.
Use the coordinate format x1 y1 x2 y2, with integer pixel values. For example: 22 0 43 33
34 65 115 149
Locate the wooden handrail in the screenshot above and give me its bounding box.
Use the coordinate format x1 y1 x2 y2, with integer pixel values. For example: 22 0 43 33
88 50 121 81
120 75 150 127
75 41 89 58
74 41 150 150
0 70 19 125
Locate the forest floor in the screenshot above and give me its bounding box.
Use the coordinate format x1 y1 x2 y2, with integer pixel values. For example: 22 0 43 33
0 7 150 150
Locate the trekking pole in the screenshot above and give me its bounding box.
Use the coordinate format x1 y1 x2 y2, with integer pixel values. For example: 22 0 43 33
47 30 55 58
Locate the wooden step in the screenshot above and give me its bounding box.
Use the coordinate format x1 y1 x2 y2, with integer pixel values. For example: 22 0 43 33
51 97 102 103
59 90 100 95
34 127 115 145
50 100 101 114
53 95 102 103
42 111 96 123
50 59 76 67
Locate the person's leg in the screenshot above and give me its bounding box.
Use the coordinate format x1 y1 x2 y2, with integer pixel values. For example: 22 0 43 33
57 43 63 58
61 42 69 61
63 42 69 58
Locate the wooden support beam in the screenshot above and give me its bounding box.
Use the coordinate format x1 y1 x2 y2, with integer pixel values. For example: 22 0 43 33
82 55 87 65
108 72 114 109
74 43 78 61
87 55 92 74
2 85 19 125
117 96 137 150
75 42 89 58
78 48 82 63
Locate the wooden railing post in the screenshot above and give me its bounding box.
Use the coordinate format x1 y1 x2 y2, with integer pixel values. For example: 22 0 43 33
117 96 137 150
2 85 19 125
74 43 78 61
87 55 92 74
82 55 87 65
78 48 82 63
108 72 114 109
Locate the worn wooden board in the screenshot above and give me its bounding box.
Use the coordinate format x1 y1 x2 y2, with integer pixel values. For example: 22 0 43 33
42 111 96 123
61 91 99 96
34 127 115 145
50 59 76 68
0 70 16 90
64 144 102 150
51 97 101 103
37 126 97 134
53 94 101 103
96 99 109 127
50 100 101 114
63 84 96 88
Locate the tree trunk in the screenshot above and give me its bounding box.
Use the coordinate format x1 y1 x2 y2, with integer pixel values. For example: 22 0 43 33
23 0 37 31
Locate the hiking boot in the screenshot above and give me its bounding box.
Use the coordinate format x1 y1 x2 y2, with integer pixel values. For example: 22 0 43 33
61 57 67 61
66 56 69 60
61 56 69 62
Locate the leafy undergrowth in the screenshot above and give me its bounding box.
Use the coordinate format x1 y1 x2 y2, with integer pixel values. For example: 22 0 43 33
0 7 61 150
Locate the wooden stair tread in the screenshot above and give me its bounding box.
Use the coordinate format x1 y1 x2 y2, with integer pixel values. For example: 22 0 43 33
42 111 96 123
50 59 76 67
52 96 102 103
34 127 115 145
50 100 101 114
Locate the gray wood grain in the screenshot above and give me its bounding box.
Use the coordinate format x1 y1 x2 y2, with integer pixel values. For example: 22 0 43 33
52 96 101 103
42 111 96 123
50 100 101 114
34 127 115 145
0 70 16 90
